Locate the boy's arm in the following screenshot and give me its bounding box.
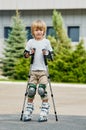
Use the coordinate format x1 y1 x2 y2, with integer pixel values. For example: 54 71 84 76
47 40 54 61
24 40 31 58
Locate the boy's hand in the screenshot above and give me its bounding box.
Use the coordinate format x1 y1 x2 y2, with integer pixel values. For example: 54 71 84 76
42 49 54 61
24 50 30 58
30 48 35 55
42 49 47 55
25 52 29 58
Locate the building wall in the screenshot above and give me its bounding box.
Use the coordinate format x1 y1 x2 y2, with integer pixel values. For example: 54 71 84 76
0 9 86 57
62 9 86 45
0 0 86 10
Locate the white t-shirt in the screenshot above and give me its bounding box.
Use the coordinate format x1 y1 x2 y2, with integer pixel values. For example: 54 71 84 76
25 38 53 71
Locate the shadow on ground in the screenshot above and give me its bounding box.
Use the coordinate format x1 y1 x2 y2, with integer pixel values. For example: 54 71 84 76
0 114 86 130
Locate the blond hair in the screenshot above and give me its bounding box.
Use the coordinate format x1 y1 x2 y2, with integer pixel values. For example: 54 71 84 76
31 20 47 36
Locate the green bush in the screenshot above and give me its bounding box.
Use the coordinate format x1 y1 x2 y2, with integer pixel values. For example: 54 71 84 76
14 58 30 80
48 39 86 83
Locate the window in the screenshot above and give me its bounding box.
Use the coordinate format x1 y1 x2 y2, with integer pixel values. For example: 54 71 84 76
47 27 56 37
26 27 32 40
4 26 32 40
4 27 12 39
68 26 79 42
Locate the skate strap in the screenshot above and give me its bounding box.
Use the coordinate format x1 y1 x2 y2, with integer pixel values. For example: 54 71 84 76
41 108 48 113
41 106 49 110
26 103 34 111
41 103 50 111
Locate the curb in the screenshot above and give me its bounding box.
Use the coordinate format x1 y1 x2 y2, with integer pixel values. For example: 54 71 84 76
0 81 86 88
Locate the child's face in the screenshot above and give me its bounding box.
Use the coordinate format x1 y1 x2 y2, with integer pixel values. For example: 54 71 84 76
33 28 44 40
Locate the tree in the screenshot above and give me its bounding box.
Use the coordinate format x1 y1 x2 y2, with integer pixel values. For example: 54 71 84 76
2 10 27 79
48 10 71 55
48 10 86 83
70 40 86 83
48 10 72 82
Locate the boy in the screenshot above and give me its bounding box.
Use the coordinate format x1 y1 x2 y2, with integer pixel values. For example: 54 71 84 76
24 20 53 122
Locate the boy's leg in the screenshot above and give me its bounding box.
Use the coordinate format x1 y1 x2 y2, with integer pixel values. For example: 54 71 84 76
24 83 36 121
38 84 50 122
38 71 50 122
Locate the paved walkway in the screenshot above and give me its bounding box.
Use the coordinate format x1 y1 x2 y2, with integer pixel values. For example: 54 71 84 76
0 114 86 130
0 82 86 130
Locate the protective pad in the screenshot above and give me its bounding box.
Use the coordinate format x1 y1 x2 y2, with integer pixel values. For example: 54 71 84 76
28 84 36 98
38 84 47 98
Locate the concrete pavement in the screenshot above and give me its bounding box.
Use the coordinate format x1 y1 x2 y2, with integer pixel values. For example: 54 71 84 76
0 114 86 130
0 81 86 130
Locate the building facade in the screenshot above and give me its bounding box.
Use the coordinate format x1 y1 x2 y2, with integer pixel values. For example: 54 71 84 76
0 0 86 57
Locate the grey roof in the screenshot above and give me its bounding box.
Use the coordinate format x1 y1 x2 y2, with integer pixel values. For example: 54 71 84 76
0 0 86 10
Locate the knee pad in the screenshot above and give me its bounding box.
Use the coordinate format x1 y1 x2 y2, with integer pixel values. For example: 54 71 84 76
28 84 36 98
38 84 47 98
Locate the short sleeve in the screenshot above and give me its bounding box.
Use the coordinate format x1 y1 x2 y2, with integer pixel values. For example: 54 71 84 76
47 39 53 52
25 40 31 51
